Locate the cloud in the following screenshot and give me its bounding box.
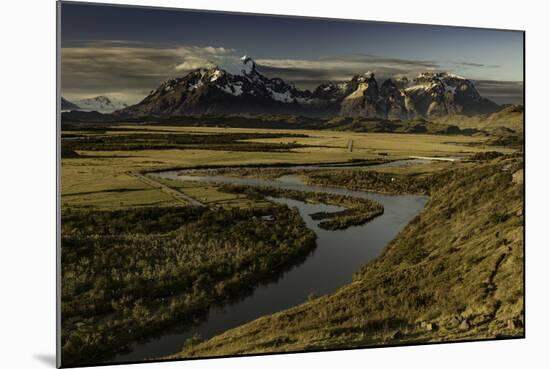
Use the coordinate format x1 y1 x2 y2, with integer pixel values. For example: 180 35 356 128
473 80 524 105
453 61 500 68
256 54 439 71
174 59 215 71
61 44 236 103
61 44 521 105
256 54 439 81
255 55 520 103
173 46 235 71
254 54 443 90
255 55 508 88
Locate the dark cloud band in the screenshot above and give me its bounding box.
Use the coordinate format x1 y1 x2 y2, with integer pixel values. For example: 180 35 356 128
61 43 523 105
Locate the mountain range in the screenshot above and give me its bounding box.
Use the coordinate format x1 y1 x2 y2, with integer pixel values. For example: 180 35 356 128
115 55 500 119
61 96 128 113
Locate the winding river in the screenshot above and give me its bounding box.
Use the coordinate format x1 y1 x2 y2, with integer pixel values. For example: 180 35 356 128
110 161 429 363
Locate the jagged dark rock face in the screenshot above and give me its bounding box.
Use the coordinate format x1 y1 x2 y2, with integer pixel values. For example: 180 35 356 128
401 72 500 117
380 78 409 120
116 56 501 119
337 72 500 119
61 97 80 111
339 73 386 118
310 82 352 116
117 56 314 117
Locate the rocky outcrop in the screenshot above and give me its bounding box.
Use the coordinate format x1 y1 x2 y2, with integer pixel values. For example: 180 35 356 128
116 56 501 119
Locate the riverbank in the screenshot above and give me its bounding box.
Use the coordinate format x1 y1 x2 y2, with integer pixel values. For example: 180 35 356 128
217 184 384 230
61 205 317 366
59 124 518 366
173 154 524 358
109 176 426 363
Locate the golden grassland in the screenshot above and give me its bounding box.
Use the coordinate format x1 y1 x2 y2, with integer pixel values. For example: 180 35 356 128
60 123 523 364
120 124 500 156
61 125 507 210
174 155 524 358
154 177 273 209
432 105 524 133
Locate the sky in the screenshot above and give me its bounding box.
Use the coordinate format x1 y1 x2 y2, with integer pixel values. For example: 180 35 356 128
60 2 524 105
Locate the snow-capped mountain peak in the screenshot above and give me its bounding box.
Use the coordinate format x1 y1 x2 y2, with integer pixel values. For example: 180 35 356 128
117 55 317 116
74 95 128 113
116 59 500 119
362 71 375 80
240 55 257 76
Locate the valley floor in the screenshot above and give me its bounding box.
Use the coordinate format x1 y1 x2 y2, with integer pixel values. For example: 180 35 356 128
174 155 524 358
59 123 523 365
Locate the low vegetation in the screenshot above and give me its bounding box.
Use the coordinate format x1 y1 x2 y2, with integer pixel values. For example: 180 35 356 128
305 169 431 195
61 205 316 366
432 105 524 133
180 159 387 180
218 184 384 230
61 125 494 211
174 155 524 358
59 121 522 365
61 112 505 136
61 131 313 152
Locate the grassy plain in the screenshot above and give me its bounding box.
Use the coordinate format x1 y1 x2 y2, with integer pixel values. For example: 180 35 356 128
60 122 522 365
61 124 502 210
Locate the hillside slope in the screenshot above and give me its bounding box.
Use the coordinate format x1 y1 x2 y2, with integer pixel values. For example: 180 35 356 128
61 97 80 111
432 105 524 133
174 156 524 358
